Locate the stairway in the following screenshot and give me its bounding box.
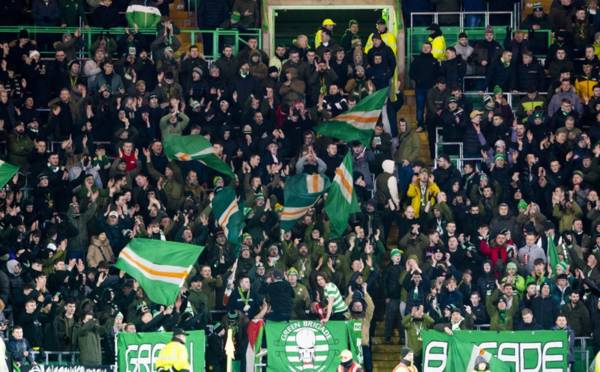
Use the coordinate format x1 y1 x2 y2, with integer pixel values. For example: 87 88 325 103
398 89 433 165
169 0 199 56
372 322 403 371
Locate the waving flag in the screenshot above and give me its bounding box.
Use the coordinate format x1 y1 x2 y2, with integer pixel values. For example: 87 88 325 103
325 153 359 237
281 174 330 230
0 160 18 189
316 88 389 145
164 135 234 178
212 186 245 246
115 238 203 305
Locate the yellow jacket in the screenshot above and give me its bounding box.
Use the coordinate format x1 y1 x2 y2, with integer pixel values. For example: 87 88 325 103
365 31 397 55
575 77 598 103
428 35 446 62
156 339 190 371
406 181 441 217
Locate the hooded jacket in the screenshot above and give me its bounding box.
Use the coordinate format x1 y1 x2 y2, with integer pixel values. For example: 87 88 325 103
375 160 400 210
86 235 115 268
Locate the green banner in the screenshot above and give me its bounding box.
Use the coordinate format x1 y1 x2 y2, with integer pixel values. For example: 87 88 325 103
422 330 568 372
346 320 363 366
265 321 350 372
117 330 205 372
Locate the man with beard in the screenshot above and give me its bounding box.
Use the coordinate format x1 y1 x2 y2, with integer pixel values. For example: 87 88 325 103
402 305 433 368
286 268 310 319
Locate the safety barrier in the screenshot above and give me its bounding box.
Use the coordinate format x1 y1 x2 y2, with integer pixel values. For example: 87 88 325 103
406 24 553 86
0 26 261 61
30 350 80 364
431 91 550 168
410 11 516 31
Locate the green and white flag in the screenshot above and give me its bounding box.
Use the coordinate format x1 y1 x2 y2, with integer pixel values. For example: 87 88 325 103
422 330 568 371
212 186 244 246
325 153 359 238
125 4 162 29
281 174 330 231
316 88 389 145
464 342 510 372
114 238 204 306
117 330 206 371
265 320 351 372
0 160 18 189
164 134 235 178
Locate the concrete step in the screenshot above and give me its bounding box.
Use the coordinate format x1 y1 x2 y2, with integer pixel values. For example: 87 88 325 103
373 352 403 361
373 360 401 370
372 335 402 344
372 345 403 357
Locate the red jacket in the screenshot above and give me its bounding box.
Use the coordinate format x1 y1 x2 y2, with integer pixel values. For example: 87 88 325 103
479 239 511 271
337 362 362 372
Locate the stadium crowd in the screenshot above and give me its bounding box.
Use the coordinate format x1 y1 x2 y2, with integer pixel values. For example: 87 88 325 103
0 0 600 371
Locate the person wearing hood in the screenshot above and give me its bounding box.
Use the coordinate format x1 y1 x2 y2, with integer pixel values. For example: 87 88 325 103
340 20 361 52
427 24 446 62
392 347 419 372
66 193 98 260
7 121 34 168
337 349 362 372
375 159 400 211
249 50 268 80
86 232 114 268
394 119 421 165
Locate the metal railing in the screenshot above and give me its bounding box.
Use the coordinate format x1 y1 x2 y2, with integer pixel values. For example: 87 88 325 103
0 26 261 61
30 350 80 364
406 24 553 86
410 11 515 31
433 127 484 171
575 336 592 369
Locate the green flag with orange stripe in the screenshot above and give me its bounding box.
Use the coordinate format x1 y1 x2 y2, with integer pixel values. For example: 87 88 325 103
281 174 330 230
212 186 245 247
115 238 204 305
315 88 389 145
164 134 235 178
325 153 360 238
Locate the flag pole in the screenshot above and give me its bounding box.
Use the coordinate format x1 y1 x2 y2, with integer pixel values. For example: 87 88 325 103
225 328 235 372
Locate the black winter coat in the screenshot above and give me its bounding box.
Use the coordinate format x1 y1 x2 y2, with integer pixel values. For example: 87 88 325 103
410 52 440 90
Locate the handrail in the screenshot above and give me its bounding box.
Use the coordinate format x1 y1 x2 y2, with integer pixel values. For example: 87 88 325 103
410 11 515 31
0 26 261 61
405 26 553 86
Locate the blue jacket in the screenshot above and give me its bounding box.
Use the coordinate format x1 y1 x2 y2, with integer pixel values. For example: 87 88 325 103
8 337 34 364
